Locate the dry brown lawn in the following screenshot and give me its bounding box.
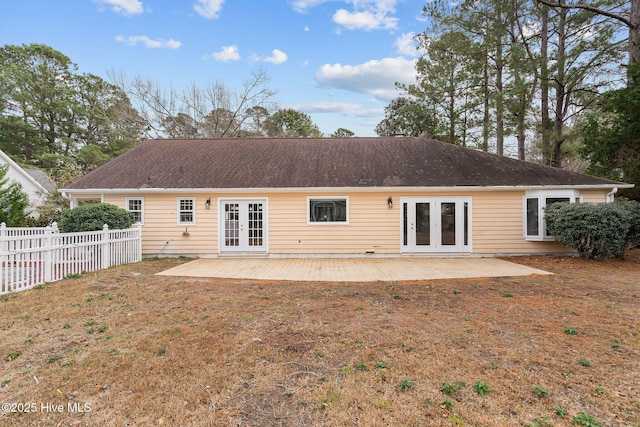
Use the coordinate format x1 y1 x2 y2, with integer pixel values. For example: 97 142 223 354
0 251 638 427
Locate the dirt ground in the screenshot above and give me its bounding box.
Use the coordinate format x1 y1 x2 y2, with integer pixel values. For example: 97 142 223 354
0 251 638 427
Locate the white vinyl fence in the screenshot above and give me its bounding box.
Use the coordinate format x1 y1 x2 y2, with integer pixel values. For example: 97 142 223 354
1 222 142 295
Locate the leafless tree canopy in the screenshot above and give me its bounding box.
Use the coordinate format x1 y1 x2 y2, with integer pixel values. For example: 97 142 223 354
109 68 278 139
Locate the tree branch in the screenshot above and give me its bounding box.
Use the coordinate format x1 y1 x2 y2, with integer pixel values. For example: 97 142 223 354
534 0 633 28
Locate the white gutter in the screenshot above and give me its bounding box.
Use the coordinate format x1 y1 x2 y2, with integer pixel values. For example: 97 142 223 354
606 187 618 203
60 183 634 196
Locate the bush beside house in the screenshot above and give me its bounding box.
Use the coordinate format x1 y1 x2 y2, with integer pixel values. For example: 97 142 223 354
58 203 134 233
545 199 640 259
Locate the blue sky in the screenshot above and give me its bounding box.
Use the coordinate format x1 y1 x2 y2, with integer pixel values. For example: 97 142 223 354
1 0 427 136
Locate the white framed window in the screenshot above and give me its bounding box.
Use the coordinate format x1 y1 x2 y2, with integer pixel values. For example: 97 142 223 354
126 197 144 224
177 197 195 225
308 197 349 224
524 190 581 240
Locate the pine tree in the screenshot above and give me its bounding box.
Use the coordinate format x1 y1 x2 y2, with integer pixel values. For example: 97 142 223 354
0 164 30 226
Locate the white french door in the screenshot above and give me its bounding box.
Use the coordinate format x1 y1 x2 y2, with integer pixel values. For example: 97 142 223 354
401 197 471 253
219 199 267 253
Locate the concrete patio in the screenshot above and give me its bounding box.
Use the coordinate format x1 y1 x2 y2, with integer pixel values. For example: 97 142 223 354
156 257 552 282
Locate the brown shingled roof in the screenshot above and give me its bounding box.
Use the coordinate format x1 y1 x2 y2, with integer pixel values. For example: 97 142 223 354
64 137 624 190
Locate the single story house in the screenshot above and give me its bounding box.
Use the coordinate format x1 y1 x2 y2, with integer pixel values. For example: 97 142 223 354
61 137 632 257
0 149 52 217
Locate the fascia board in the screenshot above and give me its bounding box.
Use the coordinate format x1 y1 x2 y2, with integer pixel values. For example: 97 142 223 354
60 183 633 196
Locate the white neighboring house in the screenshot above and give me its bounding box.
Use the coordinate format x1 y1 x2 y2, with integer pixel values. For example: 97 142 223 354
0 150 52 217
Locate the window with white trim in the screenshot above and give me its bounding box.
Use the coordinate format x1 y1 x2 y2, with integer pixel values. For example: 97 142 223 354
524 190 581 240
126 197 143 224
308 197 348 223
177 197 195 225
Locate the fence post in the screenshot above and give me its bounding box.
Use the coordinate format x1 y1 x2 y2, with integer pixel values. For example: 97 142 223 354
102 224 110 269
0 222 6 255
136 223 142 262
0 223 6 292
44 225 53 282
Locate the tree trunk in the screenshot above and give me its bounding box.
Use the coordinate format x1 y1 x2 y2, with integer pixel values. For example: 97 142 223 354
552 5 567 168
517 113 526 160
630 0 640 67
509 15 527 161
448 87 456 144
540 5 552 165
482 55 490 152
495 37 504 156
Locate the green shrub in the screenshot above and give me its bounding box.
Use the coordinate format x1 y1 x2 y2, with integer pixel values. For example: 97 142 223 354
0 164 30 226
545 199 640 259
58 203 134 233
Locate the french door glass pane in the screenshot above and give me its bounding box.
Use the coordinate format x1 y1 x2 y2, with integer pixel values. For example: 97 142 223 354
416 202 430 246
464 202 469 246
248 203 263 247
403 203 408 246
224 203 239 247
441 202 456 246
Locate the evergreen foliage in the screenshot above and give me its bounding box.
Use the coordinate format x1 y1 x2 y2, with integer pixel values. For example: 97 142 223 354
58 203 134 233
545 199 640 259
0 164 30 226
375 97 441 138
581 65 640 201
0 43 145 174
264 109 322 137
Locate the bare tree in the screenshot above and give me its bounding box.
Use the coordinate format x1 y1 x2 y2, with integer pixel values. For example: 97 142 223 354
109 68 277 138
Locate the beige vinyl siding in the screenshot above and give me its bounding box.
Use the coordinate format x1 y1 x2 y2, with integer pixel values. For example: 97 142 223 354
470 188 610 254
471 191 570 254
105 194 218 256
269 192 398 254
100 187 612 256
581 189 608 203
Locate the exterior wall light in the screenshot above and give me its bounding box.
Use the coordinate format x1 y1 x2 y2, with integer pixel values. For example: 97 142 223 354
387 197 393 208
205 197 211 209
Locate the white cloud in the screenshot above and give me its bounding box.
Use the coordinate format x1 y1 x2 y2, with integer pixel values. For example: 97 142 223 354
290 0 330 13
115 35 181 49
333 8 398 31
264 49 288 64
193 0 224 19
292 0 400 31
290 101 374 117
250 49 289 64
205 45 240 62
395 32 420 56
316 57 416 101
96 0 143 16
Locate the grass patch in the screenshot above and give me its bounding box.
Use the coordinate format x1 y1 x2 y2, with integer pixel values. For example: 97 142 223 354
532 385 548 398
564 326 578 335
571 413 602 427
398 377 414 392
472 381 490 396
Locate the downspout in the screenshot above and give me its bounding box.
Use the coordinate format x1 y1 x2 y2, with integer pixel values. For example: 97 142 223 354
606 187 618 203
